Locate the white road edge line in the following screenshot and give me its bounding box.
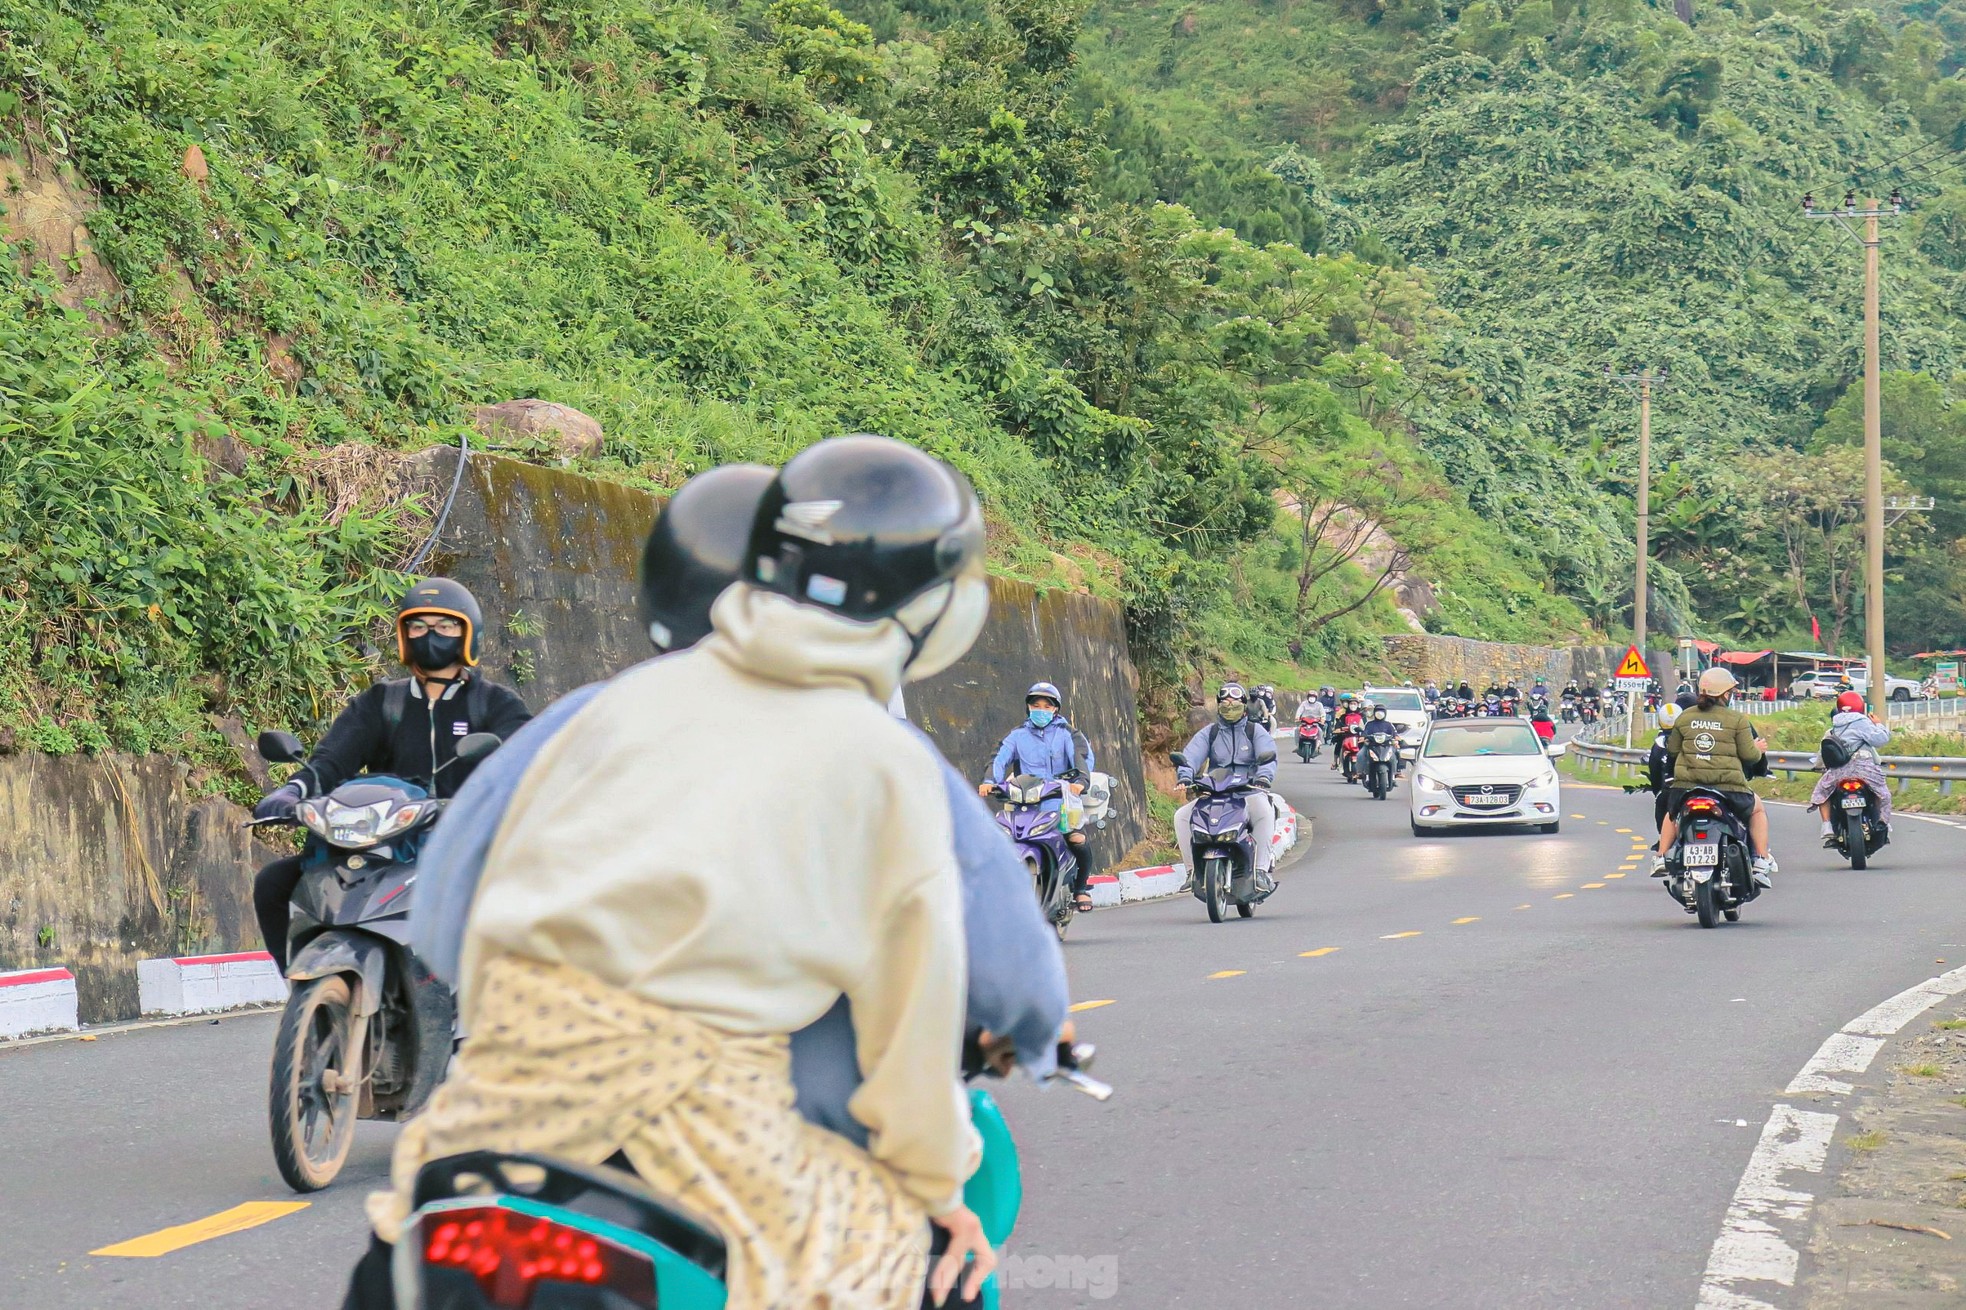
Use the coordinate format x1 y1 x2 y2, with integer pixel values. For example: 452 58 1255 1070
1696 963 1966 1308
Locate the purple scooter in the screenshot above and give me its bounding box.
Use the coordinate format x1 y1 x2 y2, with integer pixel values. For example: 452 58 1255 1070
1172 754 1274 924
984 772 1081 941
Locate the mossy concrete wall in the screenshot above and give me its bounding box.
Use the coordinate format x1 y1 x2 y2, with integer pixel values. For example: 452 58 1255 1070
412 450 1150 858
0 753 279 1023
1380 636 1674 692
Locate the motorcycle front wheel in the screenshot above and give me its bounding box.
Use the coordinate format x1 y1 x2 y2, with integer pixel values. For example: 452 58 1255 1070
270 974 361 1192
1202 856 1229 924
1846 813 1868 870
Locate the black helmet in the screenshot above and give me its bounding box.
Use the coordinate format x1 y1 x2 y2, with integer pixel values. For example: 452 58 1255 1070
395 577 482 667
747 435 987 680
639 464 775 653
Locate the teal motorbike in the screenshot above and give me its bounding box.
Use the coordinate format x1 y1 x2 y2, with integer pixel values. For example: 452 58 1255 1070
390 1043 1110 1309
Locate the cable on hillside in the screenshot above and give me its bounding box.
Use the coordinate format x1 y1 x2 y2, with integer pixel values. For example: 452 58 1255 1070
402 430 470 576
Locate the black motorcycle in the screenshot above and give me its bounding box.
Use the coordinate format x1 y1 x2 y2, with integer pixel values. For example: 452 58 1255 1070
252 729 500 1191
1828 776 1890 869
1363 735 1399 800
1663 786 1762 928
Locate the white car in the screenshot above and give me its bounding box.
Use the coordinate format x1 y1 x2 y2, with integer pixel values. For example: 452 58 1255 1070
1361 686 1431 755
1788 668 1923 702
1408 718 1564 836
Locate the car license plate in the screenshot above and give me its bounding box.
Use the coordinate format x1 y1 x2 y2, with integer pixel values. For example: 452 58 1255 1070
1466 793 1509 806
1682 842 1719 867
1841 796 1868 810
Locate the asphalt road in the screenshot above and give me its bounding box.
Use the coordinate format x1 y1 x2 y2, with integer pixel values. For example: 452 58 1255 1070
4 763 1964 1308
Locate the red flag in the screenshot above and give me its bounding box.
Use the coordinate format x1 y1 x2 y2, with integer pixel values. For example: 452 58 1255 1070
1810 614 1823 646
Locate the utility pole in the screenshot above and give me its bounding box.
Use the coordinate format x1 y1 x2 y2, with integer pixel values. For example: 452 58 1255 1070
1805 189 1903 715
1605 363 1667 743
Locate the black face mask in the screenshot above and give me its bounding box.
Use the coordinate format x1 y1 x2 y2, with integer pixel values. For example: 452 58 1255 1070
407 631 465 671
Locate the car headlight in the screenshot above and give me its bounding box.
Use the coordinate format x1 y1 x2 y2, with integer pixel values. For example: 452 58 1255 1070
1533 768 1559 788
1414 772 1448 793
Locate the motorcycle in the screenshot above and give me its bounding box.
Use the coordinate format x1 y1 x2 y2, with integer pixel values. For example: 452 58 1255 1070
251 729 502 1192
1337 730 1363 782
1828 776 1890 869
1662 786 1762 928
1295 716 1322 761
390 1039 1113 1310
984 774 1082 941
1528 695 1549 719
1578 700 1600 725
1560 694 1578 724
1174 756 1275 923
1363 735 1399 800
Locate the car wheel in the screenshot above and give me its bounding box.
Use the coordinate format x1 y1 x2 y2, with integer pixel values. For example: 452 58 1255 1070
1410 818 1427 837
1538 821 1560 834
1891 687 1911 702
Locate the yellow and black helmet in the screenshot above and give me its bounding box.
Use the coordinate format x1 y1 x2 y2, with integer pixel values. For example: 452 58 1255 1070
394 577 482 667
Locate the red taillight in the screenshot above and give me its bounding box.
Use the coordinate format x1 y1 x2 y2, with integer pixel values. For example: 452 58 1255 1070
1840 780 1865 792
420 1206 651 1305
1686 799 1719 814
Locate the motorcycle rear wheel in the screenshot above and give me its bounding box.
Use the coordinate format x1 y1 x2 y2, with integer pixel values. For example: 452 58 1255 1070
1846 813 1868 870
1202 857 1229 924
270 974 360 1192
1693 875 1721 929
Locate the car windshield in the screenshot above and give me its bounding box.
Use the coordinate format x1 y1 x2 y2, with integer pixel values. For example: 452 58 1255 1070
1368 690 1425 711
1423 723 1544 758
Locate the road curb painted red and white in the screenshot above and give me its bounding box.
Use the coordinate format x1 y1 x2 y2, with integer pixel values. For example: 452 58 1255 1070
1087 799 1305 910
0 966 80 1039
137 951 288 1017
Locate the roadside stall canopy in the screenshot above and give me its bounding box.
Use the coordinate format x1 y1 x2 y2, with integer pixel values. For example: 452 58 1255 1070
1715 649 1773 666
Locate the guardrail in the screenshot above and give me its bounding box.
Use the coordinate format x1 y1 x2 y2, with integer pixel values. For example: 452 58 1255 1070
1568 739 1966 795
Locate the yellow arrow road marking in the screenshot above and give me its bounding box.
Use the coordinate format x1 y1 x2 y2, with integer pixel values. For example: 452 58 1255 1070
1299 947 1340 958
1380 931 1423 939
1069 999 1115 1012
1207 970 1246 979
93 1202 310 1258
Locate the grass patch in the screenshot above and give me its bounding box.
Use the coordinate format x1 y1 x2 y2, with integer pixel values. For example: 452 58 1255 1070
1934 1019 1966 1031
1903 1064 1947 1079
1847 1130 1890 1152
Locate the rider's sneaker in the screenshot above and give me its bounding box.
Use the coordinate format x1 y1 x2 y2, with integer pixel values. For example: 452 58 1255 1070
1254 869 1276 897
1821 832 1838 849
1649 854 1668 877
1750 855 1776 888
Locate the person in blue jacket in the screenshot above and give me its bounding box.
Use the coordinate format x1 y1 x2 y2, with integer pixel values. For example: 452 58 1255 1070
408 464 1071 1140
981 681 1097 911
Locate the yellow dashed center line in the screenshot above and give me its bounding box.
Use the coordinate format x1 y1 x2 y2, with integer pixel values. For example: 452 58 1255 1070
1207 970 1246 980
1514 904 1532 910
93 1202 311 1258
1380 931 1423 940
1581 883 1605 889
1605 873 1626 879
1299 947 1340 958
1553 893 1575 899
1615 828 1633 834
1069 999 1115 1012
1452 917 1480 925
1570 813 1586 818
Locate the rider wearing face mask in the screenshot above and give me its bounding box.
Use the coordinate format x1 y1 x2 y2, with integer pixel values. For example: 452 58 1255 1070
249 578 531 967
1174 684 1280 893
983 682 1097 911
361 436 1000 1310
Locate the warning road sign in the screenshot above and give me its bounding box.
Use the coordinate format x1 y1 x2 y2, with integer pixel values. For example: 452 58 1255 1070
1612 645 1651 680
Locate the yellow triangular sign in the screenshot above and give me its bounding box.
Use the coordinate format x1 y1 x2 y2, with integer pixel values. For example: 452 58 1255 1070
1613 645 1651 679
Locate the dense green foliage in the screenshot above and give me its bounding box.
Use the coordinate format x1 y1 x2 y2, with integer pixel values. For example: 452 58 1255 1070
1080 0 1966 658
0 0 1584 755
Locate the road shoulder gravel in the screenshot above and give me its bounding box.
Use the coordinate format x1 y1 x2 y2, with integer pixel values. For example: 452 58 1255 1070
1803 995 1966 1307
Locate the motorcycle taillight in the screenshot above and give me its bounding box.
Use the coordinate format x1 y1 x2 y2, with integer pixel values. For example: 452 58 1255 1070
417 1205 656 1306
1839 780 1865 792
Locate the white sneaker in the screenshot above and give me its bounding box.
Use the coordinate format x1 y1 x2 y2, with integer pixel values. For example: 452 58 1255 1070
1751 855 1775 888
1650 854 1668 877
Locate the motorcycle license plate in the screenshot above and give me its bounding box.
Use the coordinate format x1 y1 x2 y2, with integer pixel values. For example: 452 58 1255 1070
1682 843 1719 867
1840 796 1868 811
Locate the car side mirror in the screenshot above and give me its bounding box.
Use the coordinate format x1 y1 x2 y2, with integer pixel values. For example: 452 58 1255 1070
1546 742 1568 758
456 732 503 764
257 730 305 764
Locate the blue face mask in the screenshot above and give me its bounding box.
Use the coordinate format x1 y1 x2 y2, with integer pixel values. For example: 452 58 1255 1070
1028 708 1056 729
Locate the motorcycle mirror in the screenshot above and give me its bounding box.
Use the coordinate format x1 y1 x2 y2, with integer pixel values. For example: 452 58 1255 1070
455 731 503 764
1168 752 1187 769
257 729 305 764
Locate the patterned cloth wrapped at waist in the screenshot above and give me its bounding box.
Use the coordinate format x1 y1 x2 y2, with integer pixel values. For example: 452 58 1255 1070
370 955 938 1309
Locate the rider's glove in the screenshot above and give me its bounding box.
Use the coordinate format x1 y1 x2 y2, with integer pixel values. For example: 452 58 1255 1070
254 781 304 822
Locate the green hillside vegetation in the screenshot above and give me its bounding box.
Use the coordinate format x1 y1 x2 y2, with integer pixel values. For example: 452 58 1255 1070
1079 0 1966 657
0 0 1585 761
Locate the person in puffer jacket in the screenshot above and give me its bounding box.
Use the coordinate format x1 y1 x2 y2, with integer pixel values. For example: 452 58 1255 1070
1811 690 1893 844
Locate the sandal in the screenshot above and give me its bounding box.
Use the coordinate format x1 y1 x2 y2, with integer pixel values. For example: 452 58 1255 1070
1073 891 1094 913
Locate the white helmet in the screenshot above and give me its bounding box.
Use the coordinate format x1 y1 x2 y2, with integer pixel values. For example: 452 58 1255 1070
1656 703 1681 730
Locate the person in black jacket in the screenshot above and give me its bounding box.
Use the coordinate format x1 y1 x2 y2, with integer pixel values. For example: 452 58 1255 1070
250 578 532 966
